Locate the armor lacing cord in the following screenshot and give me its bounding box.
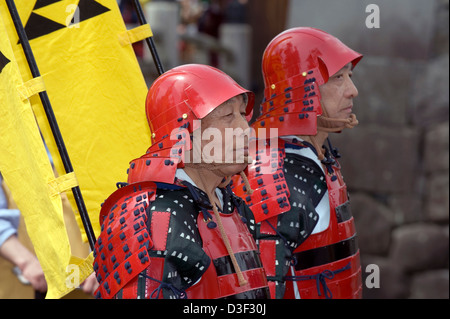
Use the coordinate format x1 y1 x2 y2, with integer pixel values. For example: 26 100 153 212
239 171 254 195
226 185 247 223
309 135 326 161
326 137 341 159
142 273 187 299
183 181 217 228
218 172 253 195
218 176 232 188
321 146 336 175
284 262 351 299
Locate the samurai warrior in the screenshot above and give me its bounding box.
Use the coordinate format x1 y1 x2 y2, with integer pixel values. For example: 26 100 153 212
93 64 285 299
233 27 363 299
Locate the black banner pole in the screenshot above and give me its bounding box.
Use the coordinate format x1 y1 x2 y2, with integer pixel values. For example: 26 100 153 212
5 0 96 250
131 0 165 76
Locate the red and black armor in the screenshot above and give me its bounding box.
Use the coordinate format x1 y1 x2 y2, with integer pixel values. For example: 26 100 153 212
94 181 269 299
281 139 362 299
93 64 270 299
231 138 317 299
232 28 363 299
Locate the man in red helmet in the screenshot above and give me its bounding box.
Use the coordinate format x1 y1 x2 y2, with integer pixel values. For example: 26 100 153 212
92 64 276 299
233 27 363 299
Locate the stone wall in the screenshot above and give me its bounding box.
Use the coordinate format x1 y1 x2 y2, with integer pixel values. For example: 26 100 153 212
287 0 449 298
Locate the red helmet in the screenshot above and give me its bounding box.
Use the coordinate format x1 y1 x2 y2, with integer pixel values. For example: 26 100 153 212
127 64 254 183
253 27 362 136
146 64 254 144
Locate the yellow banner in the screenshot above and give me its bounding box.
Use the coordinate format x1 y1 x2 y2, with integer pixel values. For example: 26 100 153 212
0 11 91 299
0 0 151 243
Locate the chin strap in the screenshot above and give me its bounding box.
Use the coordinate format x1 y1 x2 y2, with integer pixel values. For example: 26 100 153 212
318 113 359 132
239 171 254 195
309 113 359 161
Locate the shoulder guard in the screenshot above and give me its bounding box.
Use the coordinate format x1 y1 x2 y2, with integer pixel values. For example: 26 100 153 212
232 138 291 223
127 136 188 184
127 156 180 184
93 182 157 298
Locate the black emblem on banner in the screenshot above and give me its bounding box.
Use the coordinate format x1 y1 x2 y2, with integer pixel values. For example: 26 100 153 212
21 0 110 41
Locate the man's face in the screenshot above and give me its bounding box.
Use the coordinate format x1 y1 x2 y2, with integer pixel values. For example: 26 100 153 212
319 63 358 125
195 94 251 176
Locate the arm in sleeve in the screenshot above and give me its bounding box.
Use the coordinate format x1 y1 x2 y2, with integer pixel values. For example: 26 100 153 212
0 208 20 248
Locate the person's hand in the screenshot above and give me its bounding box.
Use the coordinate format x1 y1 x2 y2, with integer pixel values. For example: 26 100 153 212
80 272 99 296
20 255 47 293
0 235 47 292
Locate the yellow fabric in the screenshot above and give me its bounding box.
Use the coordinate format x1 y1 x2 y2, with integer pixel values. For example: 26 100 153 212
0 0 152 298
0 12 83 299
48 172 79 197
0 179 92 299
16 76 46 100
0 0 151 243
118 24 153 46
68 253 95 286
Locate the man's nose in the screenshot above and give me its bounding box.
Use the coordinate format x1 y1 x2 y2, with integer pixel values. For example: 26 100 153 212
345 77 359 98
235 113 250 130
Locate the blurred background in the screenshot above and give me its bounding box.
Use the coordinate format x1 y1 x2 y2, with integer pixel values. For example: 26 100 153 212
132 0 449 299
